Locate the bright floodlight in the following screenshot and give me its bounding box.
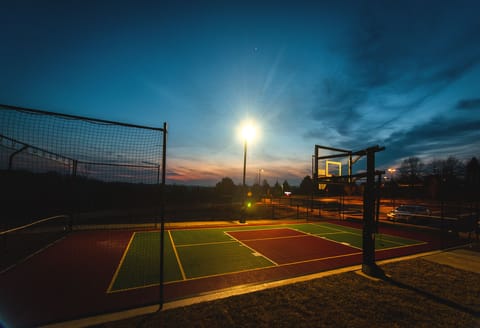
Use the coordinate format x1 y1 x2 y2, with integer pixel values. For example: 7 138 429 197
242 124 256 142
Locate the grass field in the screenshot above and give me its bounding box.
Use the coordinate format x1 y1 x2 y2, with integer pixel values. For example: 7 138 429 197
108 222 424 293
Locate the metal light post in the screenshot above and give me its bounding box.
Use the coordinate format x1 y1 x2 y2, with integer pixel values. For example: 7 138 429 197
243 137 247 188
240 123 255 223
258 168 264 185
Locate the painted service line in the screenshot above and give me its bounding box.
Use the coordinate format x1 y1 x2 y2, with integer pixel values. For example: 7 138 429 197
224 231 279 266
168 230 187 281
106 232 136 293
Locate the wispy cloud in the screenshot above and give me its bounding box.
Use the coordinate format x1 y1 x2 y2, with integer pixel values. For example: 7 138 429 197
302 1 480 170
456 98 480 110
3 1 480 186
380 115 480 166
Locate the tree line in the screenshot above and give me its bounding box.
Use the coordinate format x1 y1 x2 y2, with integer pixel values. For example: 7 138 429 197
391 156 480 201
214 177 295 201
3 154 478 227
213 155 480 202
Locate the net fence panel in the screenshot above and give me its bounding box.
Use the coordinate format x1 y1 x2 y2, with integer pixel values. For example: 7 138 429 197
0 215 70 272
0 105 166 227
0 104 167 326
0 106 163 181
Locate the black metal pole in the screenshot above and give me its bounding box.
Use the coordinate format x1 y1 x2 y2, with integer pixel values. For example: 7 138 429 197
241 139 247 223
159 122 167 309
376 173 381 231
362 150 375 272
362 148 384 277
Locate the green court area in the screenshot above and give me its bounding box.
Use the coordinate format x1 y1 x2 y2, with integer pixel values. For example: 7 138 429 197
108 222 424 293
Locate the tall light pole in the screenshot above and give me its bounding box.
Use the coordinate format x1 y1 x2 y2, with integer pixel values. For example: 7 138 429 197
241 123 255 223
258 168 264 185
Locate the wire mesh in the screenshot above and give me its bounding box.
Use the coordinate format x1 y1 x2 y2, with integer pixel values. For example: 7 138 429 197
0 215 70 273
0 104 166 228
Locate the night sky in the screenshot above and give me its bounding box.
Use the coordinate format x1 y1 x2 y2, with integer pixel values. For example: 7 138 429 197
2 0 480 185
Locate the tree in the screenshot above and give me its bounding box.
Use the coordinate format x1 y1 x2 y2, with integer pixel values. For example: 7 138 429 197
261 179 271 196
442 156 464 179
466 157 480 185
398 157 425 198
282 180 290 193
466 157 480 201
426 156 464 200
299 175 314 195
215 177 235 200
428 156 464 179
272 181 283 197
251 182 262 200
398 157 424 185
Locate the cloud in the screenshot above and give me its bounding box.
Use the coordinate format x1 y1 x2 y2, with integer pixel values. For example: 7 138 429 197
379 115 480 167
310 78 365 134
303 2 480 158
455 98 480 110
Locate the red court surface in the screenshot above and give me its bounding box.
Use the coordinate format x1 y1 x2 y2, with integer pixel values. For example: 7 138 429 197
0 221 450 327
227 228 359 265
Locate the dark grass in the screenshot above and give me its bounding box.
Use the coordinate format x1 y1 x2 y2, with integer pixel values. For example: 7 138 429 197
98 255 480 328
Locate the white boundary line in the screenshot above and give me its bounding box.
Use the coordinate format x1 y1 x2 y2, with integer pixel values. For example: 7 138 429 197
224 231 279 266
0 236 67 275
0 215 69 235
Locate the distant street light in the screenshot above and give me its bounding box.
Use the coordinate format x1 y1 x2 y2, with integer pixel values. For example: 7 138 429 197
240 123 256 223
387 168 396 181
387 168 397 208
258 168 264 185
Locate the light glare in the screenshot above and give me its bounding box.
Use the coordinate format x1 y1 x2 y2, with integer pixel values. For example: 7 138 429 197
242 124 256 141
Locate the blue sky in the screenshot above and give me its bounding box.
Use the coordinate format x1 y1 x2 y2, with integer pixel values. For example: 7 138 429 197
2 0 480 185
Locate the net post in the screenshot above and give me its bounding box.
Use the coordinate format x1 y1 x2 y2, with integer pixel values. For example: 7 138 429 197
159 122 167 310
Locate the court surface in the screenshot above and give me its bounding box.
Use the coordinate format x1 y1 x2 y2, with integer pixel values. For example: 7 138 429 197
0 220 442 327
108 222 424 293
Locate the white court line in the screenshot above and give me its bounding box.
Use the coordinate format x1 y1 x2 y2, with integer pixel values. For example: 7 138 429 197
224 231 279 266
